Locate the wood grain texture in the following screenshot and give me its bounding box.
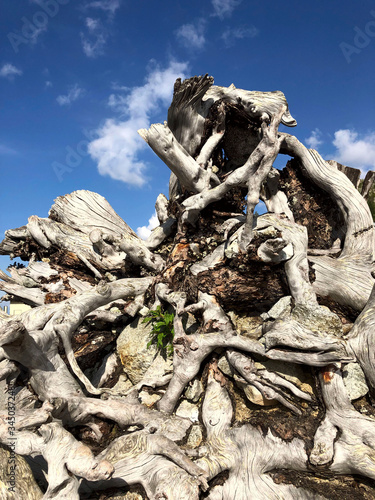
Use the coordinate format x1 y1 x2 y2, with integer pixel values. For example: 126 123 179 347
1 75 375 499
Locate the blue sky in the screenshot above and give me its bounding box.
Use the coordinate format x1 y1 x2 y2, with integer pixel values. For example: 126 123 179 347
1 0 375 273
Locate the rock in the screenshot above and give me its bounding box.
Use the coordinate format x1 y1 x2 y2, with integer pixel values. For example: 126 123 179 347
138 305 150 316
135 352 173 389
182 311 199 334
139 390 161 407
342 362 369 400
103 492 143 500
261 296 292 321
123 494 143 500
109 306 122 315
292 304 344 338
117 310 178 390
185 379 204 403
112 373 133 394
116 316 157 384
227 311 263 340
186 424 203 448
175 400 199 423
218 355 233 377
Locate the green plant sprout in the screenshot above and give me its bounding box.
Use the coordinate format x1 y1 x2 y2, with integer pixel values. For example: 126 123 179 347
142 305 175 356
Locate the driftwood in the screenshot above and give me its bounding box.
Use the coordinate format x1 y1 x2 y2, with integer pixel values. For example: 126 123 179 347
1 75 375 499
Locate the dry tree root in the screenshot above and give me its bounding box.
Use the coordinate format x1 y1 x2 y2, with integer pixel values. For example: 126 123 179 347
1 75 375 499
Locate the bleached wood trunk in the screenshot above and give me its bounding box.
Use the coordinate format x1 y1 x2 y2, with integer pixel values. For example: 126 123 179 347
1 75 375 499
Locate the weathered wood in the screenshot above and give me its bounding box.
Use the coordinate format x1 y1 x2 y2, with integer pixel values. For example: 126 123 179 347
311 365 375 481
280 135 375 310
0 421 114 499
178 105 286 247
1 75 375 499
167 75 296 160
281 136 375 259
84 431 208 499
261 168 294 220
226 349 311 414
256 213 317 306
347 282 375 390
138 122 217 194
194 362 323 500
49 190 137 238
0 270 45 305
2 191 165 277
361 170 375 199
327 160 361 189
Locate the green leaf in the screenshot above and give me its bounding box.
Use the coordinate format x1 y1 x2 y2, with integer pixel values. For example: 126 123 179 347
141 306 175 356
157 333 165 347
164 314 173 325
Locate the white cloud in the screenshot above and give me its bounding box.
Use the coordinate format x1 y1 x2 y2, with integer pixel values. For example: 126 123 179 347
221 25 259 47
176 20 206 49
88 60 189 186
86 0 120 14
212 0 241 19
137 212 159 239
56 84 85 106
87 118 148 185
86 17 100 31
81 0 120 58
305 128 323 150
331 129 375 171
0 63 22 80
45 80 53 88
81 17 108 57
81 33 107 58
107 92 128 111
